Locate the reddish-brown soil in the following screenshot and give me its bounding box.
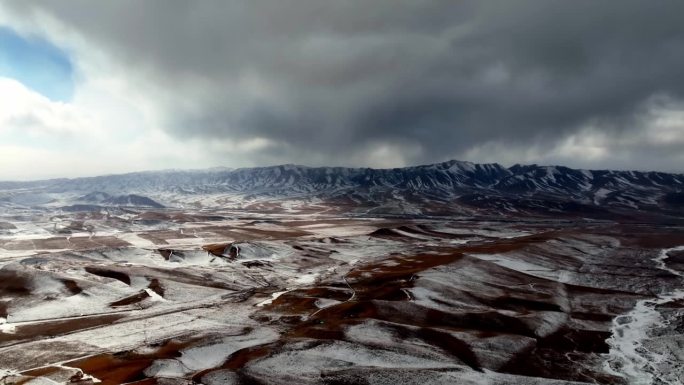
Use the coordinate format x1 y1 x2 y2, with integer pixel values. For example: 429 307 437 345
202 243 229 256
66 339 197 385
0 314 125 345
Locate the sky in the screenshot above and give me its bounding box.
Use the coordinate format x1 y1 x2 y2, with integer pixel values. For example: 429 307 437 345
0 1 683 181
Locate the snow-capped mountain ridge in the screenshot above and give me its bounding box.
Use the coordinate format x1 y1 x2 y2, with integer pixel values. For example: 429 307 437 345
43 160 682 194
1 160 683 216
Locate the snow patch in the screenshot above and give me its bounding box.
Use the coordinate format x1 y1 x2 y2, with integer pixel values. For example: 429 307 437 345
293 273 317 285
256 290 290 307
314 298 341 309
0 317 16 334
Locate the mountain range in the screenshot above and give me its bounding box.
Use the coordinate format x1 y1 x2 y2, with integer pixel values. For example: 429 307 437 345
1 160 683 219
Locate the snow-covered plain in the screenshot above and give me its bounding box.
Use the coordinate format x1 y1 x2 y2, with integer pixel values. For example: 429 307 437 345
0 203 682 385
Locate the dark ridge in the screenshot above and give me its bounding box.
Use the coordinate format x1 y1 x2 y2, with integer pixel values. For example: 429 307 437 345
570 312 615 322
0 301 7 318
247 219 281 225
500 328 619 384
302 287 354 302
666 250 684 262
422 307 538 337
385 323 481 371
60 204 105 212
0 314 125 345
117 379 158 385
424 330 481 371
242 260 268 268
538 327 611 353
136 211 171 221
78 191 112 202
488 296 563 313
368 228 403 238
147 279 164 297
85 267 131 285
318 367 473 385
144 266 243 292
198 215 226 221
415 224 469 238
0 221 17 230
0 270 32 296
315 237 347 244
110 290 151 307
663 192 684 207
103 194 165 208
396 225 429 234
61 279 83 295
455 232 558 255
157 249 173 260
201 243 229 257
133 219 164 227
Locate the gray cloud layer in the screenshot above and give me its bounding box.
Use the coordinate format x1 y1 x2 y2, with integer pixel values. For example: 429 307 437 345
5 0 684 171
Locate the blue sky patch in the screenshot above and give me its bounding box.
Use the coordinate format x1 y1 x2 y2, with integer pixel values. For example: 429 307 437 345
0 26 74 102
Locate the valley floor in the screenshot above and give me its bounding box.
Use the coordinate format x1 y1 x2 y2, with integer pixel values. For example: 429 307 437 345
1 207 683 384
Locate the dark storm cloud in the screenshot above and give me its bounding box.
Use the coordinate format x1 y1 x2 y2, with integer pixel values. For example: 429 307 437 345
5 0 684 169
